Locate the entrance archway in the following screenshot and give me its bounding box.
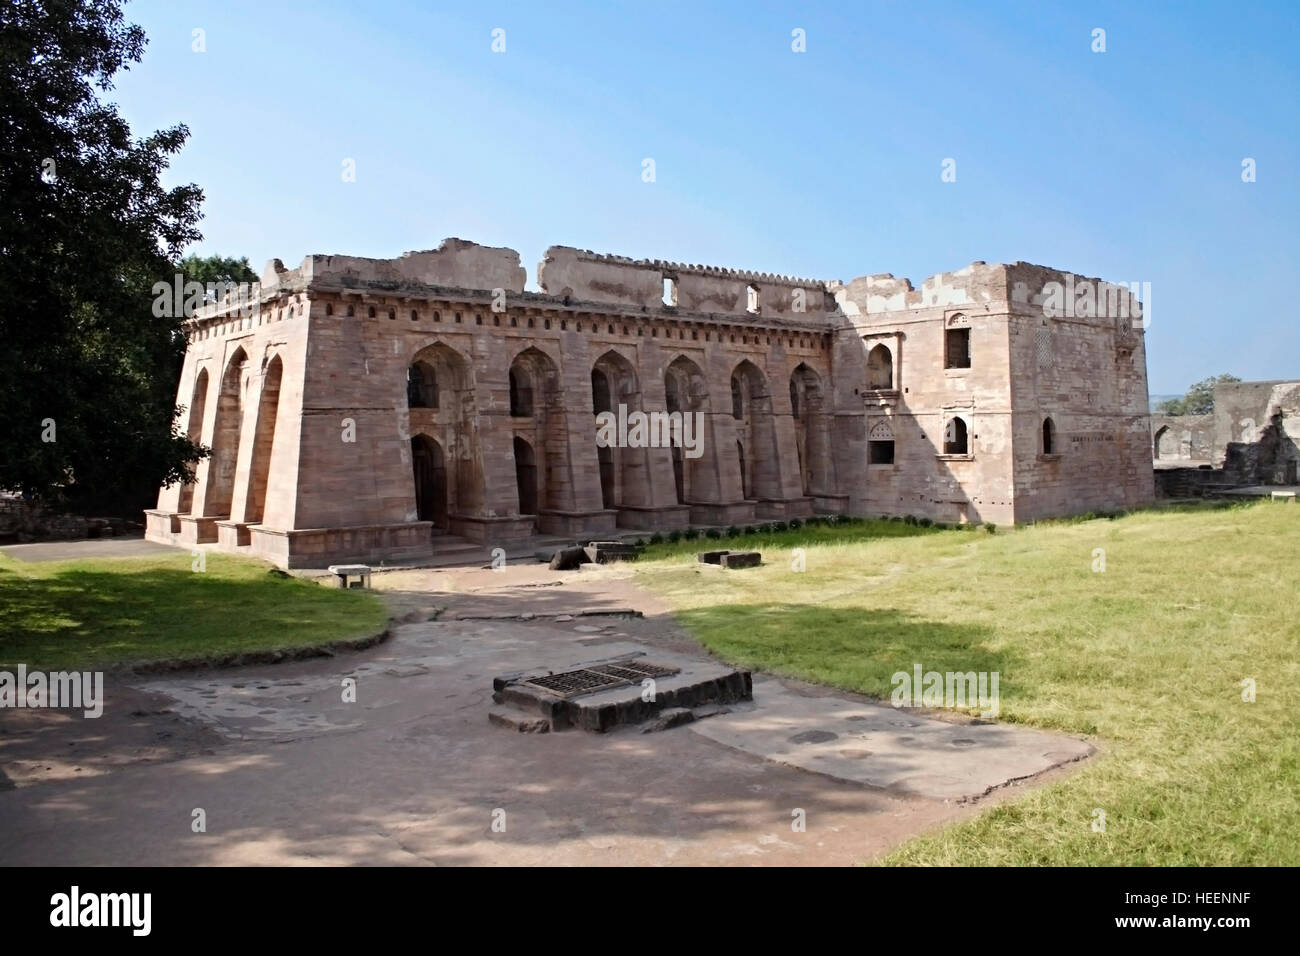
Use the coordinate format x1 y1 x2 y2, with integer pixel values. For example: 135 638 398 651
411 434 448 530
514 436 538 517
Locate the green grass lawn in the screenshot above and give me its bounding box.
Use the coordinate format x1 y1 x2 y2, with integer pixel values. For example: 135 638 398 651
0 551 387 671
634 502 1300 865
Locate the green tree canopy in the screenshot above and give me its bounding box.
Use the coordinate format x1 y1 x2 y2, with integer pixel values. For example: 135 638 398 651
180 253 259 289
1155 374 1242 416
0 0 206 513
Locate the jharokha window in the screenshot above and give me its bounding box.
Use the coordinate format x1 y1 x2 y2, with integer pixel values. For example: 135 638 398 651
866 343 894 389
944 417 969 455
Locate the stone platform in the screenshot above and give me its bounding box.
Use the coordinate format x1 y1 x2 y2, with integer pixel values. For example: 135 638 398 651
490 648 751 733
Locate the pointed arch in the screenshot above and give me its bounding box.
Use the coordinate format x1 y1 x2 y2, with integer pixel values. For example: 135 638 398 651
592 349 650 510
510 347 566 523
408 342 482 514
411 434 448 529
790 363 829 495
730 359 779 501
178 367 209 514
1153 424 1170 459
205 347 248 517
944 415 969 455
664 354 715 505
866 343 894 390
243 355 284 524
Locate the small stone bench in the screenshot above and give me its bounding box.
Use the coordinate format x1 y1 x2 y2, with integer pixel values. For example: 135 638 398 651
327 564 372 589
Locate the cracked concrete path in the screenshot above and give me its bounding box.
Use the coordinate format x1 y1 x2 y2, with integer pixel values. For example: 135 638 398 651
0 563 1093 865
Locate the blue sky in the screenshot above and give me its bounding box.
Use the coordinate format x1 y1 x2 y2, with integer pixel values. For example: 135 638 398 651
111 0 1298 394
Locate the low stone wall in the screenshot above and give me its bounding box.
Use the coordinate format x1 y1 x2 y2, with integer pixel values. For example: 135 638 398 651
1153 467 1239 499
0 494 142 543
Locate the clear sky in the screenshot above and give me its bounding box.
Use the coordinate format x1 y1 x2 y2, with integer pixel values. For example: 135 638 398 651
110 0 1298 394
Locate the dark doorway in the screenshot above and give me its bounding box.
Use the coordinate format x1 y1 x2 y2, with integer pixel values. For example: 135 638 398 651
411 436 448 530
597 444 615 509
514 436 538 516
737 441 750 499
671 444 685 503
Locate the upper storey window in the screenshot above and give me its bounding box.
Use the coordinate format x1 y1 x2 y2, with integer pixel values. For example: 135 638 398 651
866 343 894 389
945 326 971 369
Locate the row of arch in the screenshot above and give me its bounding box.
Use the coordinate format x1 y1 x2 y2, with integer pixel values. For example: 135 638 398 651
407 344 831 530
177 345 285 526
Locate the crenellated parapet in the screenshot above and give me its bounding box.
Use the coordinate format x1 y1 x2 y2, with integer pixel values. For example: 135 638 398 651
538 245 831 320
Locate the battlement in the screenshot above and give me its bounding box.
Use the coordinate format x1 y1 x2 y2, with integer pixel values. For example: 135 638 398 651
539 245 830 318
185 241 1143 335
555 246 827 288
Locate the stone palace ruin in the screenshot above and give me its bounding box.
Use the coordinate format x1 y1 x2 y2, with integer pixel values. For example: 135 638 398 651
146 239 1155 567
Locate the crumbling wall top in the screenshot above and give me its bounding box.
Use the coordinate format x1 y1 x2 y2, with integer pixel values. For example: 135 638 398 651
831 262 1006 316
538 245 830 318
299 237 526 293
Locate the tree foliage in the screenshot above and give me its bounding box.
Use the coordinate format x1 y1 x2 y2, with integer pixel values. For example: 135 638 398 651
179 253 259 290
0 0 206 513
1155 374 1242 416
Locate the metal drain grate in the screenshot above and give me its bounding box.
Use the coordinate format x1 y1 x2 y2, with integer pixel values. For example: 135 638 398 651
588 661 679 682
518 659 681 698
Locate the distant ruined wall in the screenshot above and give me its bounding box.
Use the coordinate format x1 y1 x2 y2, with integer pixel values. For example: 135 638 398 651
1150 414 1214 461
1213 380 1300 484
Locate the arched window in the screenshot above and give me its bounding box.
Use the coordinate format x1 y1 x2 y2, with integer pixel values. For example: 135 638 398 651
509 368 532 417
590 368 611 416
1042 417 1056 455
407 362 438 409
746 284 760 314
944 416 969 455
867 343 894 390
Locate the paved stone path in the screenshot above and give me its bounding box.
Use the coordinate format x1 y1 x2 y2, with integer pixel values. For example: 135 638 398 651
0 562 1093 865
